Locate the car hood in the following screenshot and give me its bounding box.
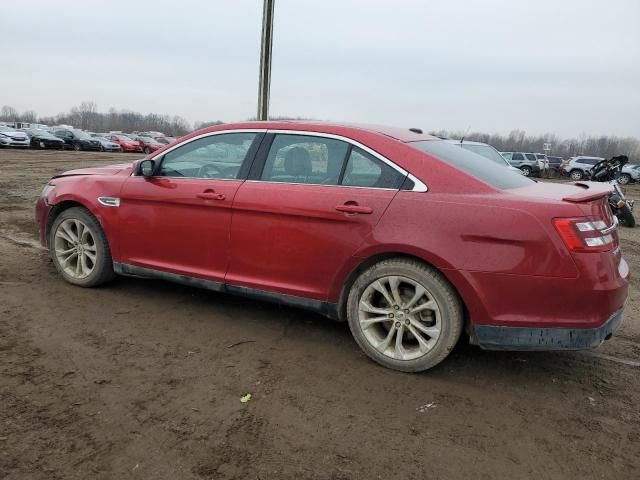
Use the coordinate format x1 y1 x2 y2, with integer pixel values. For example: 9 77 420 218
52 163 133 179
2 131 27 138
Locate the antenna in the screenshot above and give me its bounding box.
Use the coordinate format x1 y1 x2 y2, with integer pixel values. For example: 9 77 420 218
460 126 471 143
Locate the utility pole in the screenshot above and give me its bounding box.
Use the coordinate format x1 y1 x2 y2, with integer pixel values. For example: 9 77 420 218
257 0 275 121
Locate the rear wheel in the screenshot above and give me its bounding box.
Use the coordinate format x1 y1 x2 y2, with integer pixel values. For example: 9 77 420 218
49 207 115 287
520 166 532 177
570 169 583 180
144 147 151 154
347 258 463 372
619 204 636 228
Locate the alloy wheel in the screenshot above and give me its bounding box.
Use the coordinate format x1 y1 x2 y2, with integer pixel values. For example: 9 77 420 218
570 170 583 180
54 219 98 279
358 275 441 361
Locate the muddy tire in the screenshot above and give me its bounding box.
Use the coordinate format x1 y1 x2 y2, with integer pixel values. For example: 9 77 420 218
49 207 116 287
620 204 636 228
346 258 463 372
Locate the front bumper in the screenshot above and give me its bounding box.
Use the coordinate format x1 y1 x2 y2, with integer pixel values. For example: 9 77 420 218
35 196 52 247
0 139 30 147
472 309 624 351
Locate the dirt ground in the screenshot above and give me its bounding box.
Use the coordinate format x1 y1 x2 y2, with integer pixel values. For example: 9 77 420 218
1 149 639 480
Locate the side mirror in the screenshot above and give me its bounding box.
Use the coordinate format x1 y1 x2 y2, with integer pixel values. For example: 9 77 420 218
139 159 156 177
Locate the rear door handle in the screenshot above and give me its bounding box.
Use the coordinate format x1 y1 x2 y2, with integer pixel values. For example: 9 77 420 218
335 204 373 214
197 192 226 201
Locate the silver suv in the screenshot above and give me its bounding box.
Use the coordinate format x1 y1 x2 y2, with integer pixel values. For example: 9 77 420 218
561 156 603 180
500 152 542 177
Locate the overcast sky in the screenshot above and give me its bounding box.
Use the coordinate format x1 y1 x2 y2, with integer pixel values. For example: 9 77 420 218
1 0 639 137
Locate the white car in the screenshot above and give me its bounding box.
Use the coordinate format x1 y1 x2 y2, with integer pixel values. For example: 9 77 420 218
619 164 640 185
0 125 30 148
445 139 524 175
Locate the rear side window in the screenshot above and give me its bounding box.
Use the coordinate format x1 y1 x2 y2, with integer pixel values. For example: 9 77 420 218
410 140 532 189
512 153 524 160
342 147 405 188
525 154 537 161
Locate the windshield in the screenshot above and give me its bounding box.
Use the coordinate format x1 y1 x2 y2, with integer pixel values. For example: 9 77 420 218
459 144 510 167
72 130 92 140
139 136 157 143
410 140 532 189
0 126 16 132
116 135 133 141
29 129 50 135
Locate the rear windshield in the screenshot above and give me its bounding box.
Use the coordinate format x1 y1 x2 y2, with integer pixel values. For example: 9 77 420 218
409 140 533 189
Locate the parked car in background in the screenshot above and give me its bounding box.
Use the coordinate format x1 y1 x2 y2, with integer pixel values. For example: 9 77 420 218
154 136 177 145
618 164 640 185
35 121 628 372
0 125 30 148
534 153 549 172
445 139 524 175
561 156 603 180
52 128 102 151
136 136 164 154
23 128 65 149
92 135 122 152
547 156 564 170
105 134 143 153
500 152 541 177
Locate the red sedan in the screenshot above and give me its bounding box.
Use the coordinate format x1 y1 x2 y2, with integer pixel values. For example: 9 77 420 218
35 122 628 372
106 134 143 153
136 136 164 154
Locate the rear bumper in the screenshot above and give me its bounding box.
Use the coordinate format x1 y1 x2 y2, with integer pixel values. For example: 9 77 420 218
472 308 624 351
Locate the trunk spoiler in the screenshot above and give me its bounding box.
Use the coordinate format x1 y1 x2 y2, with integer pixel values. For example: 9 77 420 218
562 182 612 203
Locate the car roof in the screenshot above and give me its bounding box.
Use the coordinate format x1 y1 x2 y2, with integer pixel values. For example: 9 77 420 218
196 120 440 143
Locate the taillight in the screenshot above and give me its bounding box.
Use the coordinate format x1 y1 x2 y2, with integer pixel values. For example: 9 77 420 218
553 217 617 253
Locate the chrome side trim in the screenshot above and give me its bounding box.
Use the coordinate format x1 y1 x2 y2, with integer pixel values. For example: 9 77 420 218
97 197 120 207
143 127 429 192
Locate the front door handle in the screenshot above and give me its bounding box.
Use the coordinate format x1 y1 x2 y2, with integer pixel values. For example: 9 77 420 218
335 204 373 214
197 191 226 201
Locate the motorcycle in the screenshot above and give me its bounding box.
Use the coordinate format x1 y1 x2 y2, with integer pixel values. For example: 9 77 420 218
585 155 635 227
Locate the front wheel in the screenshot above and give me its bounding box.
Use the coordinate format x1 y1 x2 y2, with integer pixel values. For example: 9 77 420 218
346 258 463 372
619 204 636 228
618 173 631 185
49 207 116 287
73 143 81 151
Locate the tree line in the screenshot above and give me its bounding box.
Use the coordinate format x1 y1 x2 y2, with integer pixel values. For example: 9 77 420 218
1 103 195 136
431 129 640 162
2 103 638 161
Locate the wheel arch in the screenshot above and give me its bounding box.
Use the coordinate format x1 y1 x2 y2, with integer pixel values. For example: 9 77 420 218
333 250 472 333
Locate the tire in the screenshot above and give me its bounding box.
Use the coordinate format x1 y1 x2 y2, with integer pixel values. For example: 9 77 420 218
144 147 150 154
73 143 81 152
49 207 116 287
100 145 105 152
520 166 532 177
346 258 463 372
569 169 583 180
619 204 636 228
618 173 631 185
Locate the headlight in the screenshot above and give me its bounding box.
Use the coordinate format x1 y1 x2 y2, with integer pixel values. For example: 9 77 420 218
41 184 55 198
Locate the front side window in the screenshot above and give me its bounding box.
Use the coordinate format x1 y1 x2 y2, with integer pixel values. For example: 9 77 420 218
342 147 405 188
160 133 257 179
260 134 349 185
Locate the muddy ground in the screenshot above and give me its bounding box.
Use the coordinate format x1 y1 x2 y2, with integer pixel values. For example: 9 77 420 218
1 149 639 479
